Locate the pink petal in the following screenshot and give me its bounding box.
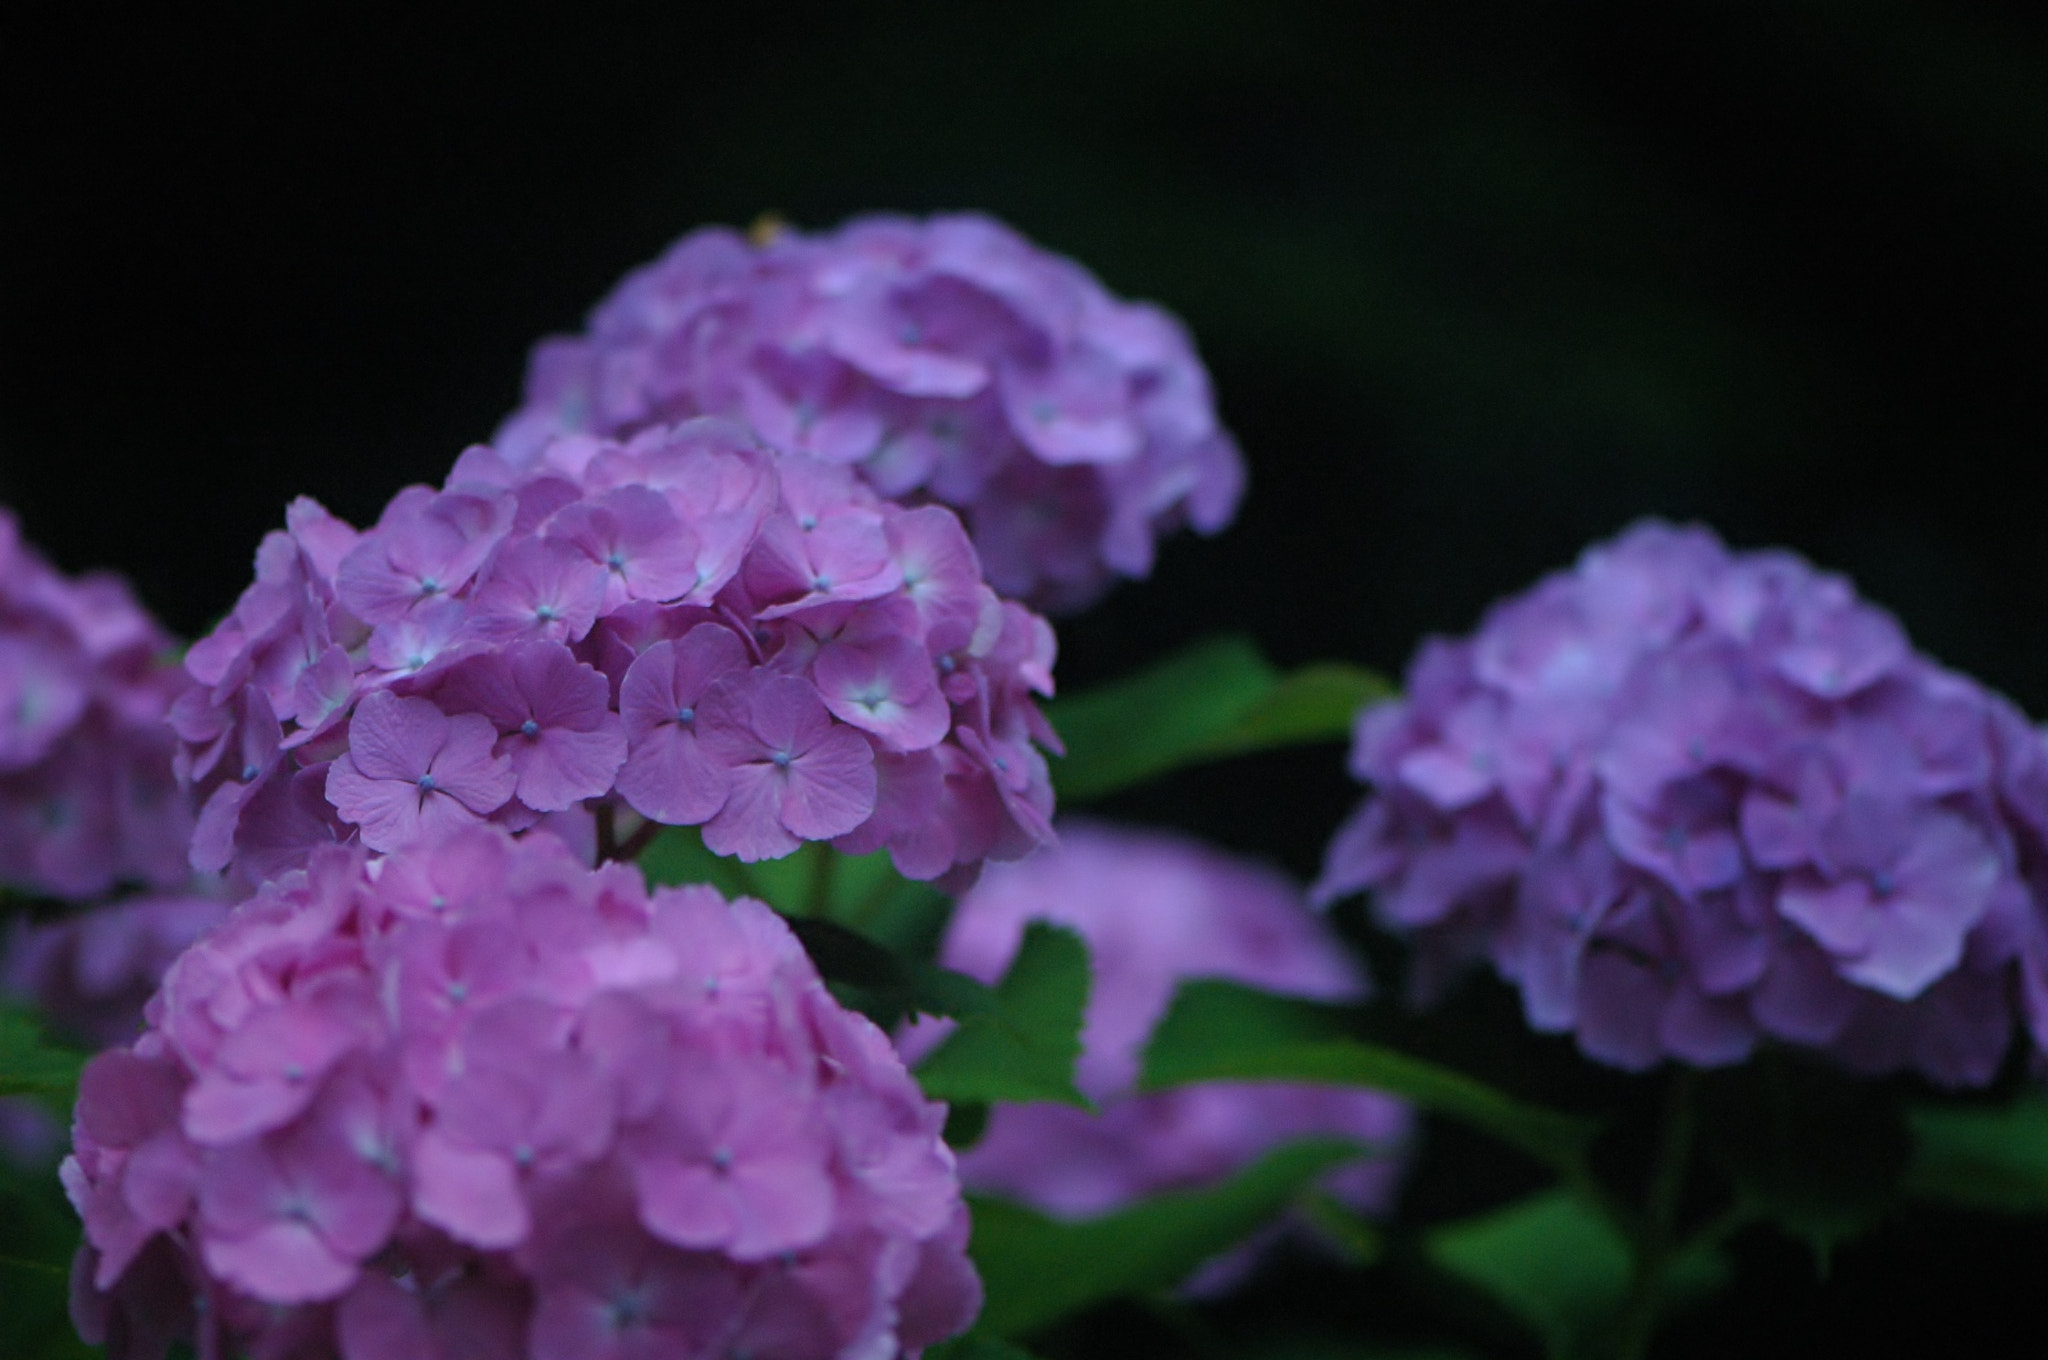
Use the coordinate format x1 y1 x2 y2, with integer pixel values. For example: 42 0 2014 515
345 692 443 782
202 1219 359 1304
411 1131 529 1249
700 765 801 862
782 726 878 840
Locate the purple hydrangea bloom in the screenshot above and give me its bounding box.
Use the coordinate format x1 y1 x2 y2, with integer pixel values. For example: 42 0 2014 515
1316 520 2048 1086
494 213 1246 613
65 824 979 1360
0 509 194 899
903 821 1412 1289
176 418 1057 889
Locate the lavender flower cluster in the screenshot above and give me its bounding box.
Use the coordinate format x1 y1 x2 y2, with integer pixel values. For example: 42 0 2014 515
1317 521 2048 1085
176 418 1057 891
0 510 192 900
66 826 979 1360
912 821 1410 1283
496 213 1246 612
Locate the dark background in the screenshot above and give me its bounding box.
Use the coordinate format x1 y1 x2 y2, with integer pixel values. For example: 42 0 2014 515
4 3 2045 1356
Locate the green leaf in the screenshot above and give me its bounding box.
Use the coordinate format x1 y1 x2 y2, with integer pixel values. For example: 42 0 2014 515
1904 1092 2048 1213
1428 1190 1726 1360
1219 662 1396 753
780 914 999 1030
1 1156 98 1360
1044 635 1393 800
637 828 966 1027
916 924 1091 1108
637 824 755 900
0 1006 85 1108
1138 979 1593 1169
969 1138 1365 1338
1292 1188 1385 1268
1697 1056 1910 1262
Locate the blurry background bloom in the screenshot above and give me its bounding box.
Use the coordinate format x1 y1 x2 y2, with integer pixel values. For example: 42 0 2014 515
905 820 1411 1290
1317 521 2048 1085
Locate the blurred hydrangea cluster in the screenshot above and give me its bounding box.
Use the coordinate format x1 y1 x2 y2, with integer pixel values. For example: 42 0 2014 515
0 510 193 900
4 896 225 1053
66 825 979 1360
1317 520 2048 1085
911 821 1410 1284
496 213 1246 612
175 418 1057 890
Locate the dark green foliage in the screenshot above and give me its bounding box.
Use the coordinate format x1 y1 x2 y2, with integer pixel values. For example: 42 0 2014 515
1045 636 1392 801
1697 1057 1911 1265
1139 978 1593 1170
1427 1190 1726 1360
915 924 1093 1110
965 1138 1366 1338
1904 1092 2048 1214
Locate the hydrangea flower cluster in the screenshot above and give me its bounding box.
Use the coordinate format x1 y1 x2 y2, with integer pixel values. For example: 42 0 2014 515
908 821 1410 1285
65 825 979 1360
495 213 1246 612
174 417 1057 889
0 509 193 900
1316 520 2048 1085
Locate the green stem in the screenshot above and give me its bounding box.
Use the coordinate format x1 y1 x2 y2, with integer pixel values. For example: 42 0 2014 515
611 816 662 864
1612 1070 1699 1360
806 842 838 920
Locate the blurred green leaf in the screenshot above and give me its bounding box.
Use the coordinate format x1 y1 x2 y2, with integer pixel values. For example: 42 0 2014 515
916 923 1091 1108
1698 1056 1910 1262
1045 635 1393 800
1904 1092 2048 1214
1 1154 96 1360
0 1006 85 1108
637 823 755 899
1138 979 1593 1169
1293 1188 1385 1268
1428 1190 1726 1360
969 1137 1365 1338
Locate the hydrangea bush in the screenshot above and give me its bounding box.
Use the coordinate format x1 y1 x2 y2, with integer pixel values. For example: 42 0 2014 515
495 213 1246 613
4 211 2048 1360
1315 521 2048 1085
175 417 1056 892
65 825 978 1360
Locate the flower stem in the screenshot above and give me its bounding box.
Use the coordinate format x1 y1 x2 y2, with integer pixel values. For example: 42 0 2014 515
611 815 662 864
1612 1069 1698 1360
806 841 839 919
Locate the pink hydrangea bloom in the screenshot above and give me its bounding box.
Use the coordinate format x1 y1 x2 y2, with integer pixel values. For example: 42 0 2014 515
904 821 1411 1289
1317 520 2048 1086
494 214 1246 613
176 418 1057 889
66 824 979 1360
0 508 193 899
